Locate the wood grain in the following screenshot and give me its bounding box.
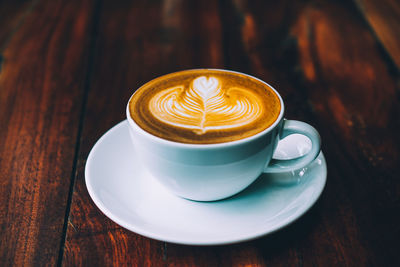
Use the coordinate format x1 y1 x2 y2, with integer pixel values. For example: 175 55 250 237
354 0 400 69
62 0 224 266
0 0 96 265
291 2 400 266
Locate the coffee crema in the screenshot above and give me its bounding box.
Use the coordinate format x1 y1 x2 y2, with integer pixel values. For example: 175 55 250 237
129 69 281 144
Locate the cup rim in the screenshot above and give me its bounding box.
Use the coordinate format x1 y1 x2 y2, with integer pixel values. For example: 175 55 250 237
126 68 285 149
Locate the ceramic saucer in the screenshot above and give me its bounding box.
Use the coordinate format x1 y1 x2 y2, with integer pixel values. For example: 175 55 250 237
85 120 327 245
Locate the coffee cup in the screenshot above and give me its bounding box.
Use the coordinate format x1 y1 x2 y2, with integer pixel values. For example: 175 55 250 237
126 69 321 201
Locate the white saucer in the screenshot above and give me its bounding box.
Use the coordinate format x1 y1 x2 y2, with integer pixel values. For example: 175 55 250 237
85 121 327 245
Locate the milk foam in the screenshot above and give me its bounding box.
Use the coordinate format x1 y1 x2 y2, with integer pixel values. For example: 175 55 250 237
149 76 262 134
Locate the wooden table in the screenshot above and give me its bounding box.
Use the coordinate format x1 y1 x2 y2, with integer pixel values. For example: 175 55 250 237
1 0 399 266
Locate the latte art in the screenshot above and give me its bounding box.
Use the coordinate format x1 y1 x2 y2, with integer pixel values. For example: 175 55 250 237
149 76 262 134
129 69 281 144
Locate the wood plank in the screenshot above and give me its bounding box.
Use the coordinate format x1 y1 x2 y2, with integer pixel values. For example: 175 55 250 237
223 0 400 266
0 0 97 265
291 4 400 265
354 0 400 69
62 0 226 266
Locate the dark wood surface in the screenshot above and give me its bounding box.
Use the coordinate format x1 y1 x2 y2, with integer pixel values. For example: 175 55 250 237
0 0 399 266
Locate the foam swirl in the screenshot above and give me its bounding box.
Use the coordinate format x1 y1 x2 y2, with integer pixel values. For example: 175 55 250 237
149 76 262 134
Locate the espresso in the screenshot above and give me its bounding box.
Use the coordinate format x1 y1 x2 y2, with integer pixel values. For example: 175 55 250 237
129 69 281 144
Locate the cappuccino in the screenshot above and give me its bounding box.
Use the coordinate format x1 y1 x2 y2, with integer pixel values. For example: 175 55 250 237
129 69 281 144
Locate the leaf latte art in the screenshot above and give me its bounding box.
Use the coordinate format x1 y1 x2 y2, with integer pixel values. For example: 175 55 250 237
149 76 262 134
129 69 281 144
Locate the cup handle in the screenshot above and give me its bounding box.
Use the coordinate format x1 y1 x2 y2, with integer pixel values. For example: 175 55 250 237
264 120 321 173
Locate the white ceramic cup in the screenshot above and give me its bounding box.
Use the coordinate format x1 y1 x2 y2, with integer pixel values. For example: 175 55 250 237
126 70 321 201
